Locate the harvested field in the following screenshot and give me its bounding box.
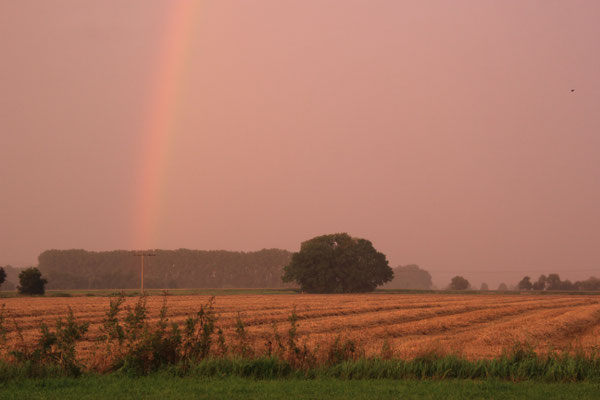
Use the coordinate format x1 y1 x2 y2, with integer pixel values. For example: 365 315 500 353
2 293 600 363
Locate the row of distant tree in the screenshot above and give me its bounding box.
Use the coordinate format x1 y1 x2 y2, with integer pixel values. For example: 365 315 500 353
517 274 600 291
382 264 433 290
382 267 600 292
445 274 600 292
3 248 600 293
37 249 294 290
448 276 512 291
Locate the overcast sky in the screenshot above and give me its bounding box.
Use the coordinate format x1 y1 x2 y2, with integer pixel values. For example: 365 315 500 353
1 1 599 287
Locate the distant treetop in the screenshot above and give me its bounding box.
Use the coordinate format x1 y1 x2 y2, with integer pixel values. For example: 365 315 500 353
383 264 433 290
448 276 470 291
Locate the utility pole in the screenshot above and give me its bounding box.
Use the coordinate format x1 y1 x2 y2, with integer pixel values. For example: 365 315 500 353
134 253 156 294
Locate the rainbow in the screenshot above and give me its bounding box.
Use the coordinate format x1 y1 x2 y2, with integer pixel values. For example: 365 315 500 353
131 1 200 249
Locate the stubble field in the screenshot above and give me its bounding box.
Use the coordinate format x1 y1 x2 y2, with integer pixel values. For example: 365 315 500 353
2 293 600 363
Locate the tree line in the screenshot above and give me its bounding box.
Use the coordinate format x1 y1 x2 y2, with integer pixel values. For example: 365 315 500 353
382 264 433 290
37 249 293 290
6 241 598 293
517 274 600 291
444 273 600 292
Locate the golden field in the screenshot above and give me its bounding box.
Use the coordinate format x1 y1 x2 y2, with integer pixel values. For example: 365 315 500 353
2 293 600 362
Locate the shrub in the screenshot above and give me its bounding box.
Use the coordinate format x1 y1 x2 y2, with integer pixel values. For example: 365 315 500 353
10 307 89 376
17 268 47 295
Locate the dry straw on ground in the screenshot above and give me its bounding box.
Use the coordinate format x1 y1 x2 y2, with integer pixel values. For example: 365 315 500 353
1 293 599 367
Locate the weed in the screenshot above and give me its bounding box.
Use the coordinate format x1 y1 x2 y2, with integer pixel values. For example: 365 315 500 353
287 306 299 357
380 338 394 360
0 304 7 349
10 308 88 376
98 293 126 345
181 296 217 362
233 313 253 358
326 336 357 365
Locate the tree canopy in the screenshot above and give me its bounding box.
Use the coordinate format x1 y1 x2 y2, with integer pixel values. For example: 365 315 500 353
282 233 393 293
18 267 48 295
518 276 533 290
448 276 470 290
532 275 547 291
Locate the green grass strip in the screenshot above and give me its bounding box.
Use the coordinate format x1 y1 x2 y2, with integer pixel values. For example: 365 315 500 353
4 354 600 382
2 376 600 400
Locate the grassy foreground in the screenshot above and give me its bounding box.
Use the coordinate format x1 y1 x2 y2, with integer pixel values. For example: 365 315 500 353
1 375 600 400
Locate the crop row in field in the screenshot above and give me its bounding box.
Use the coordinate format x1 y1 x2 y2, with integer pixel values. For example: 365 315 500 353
1 294 599 362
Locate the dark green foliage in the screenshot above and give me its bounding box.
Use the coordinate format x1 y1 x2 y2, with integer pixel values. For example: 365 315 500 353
286 307 299 357
284 307 317 369
181 296 218 362
0 267 6 288
17 267 48 295
38 249 293 290
6 348 600 382
265 322 285 358
123 295 148 342
98 294 126 345
10 308 89 375
520 274 599 291
282 233 393 293
449 276 470 290
4 376 600 400
118 295 183 374
327 336 357 365
216 327 228 356
518 276 533 290
546 274 562 290
576 277 600 291
0 304 7 347
97 294 224 374
233 313 253 358
532 275 547 291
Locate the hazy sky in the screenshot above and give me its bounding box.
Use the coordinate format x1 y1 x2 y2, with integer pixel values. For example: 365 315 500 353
1 1 599 287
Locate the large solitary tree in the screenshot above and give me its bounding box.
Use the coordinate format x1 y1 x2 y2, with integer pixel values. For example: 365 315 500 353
282 233 393 293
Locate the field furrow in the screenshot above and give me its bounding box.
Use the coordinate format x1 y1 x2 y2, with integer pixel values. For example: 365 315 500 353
2 293 599 361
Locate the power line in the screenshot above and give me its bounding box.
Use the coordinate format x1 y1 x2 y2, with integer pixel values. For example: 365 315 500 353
428 268 600 274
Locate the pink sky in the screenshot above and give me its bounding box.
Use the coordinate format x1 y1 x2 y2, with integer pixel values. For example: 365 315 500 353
1 1 599 287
